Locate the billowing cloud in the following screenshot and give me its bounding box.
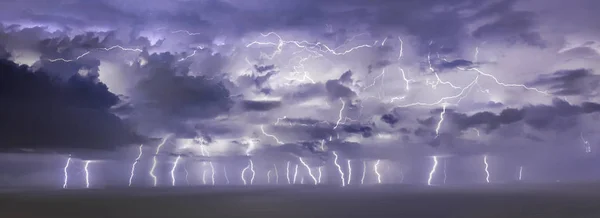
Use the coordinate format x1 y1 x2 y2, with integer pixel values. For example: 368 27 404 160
2 0 600 186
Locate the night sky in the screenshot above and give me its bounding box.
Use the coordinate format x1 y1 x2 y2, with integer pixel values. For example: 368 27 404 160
1 0 600 189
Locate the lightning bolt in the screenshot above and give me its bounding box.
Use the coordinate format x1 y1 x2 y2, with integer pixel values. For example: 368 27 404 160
318 166 323 184
484 155 490 183
129 144 143 187
332 151 345 187
48 51 90 62
333 98 345 130
518 166 523 181
435 103 448 137
260 125 284 145
47 45 142 62
241 162 249 185
63 156 71 189
200 145 216 185
397 37 404 60
581 132 591 153
361 161 366 185
428 156 438 186
267 170 272 184
374 160 382 184
171 30 203 36
224 166 230 185
150 136 171 187
184 164 190 186
249 160 256 185
285 161 292 184
346 160 352 185
171 155 181 186
291 164 299 184
274 164 279 184
299 157 317 185
84 160 91 189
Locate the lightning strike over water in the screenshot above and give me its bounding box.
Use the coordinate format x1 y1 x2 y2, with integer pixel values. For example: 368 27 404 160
84 160 91 189
171 156 181 186
210 162 216 185
519 166 523 181
274 164 279 184
150 136 170 187
318 166 323 184
267 170 272 184
129 144 144 187
62 156 71 189
361 161 366 185
332 151 345 186
374 160 382 184
293 164 299 184
286 161 291 184
249 160 256 185
428 156 438 186
484 156 490 183
581 132 591 153
241 162 249 185
224 166 230 185
347 160 352 185
299 157 317 185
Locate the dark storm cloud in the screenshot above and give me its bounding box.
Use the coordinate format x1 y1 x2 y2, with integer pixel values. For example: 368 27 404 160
437 59 474 71
447 99 600 133
342 123 373 138
242 100 281 111
528 69 600 97
0 59 143 151
472 11 545 47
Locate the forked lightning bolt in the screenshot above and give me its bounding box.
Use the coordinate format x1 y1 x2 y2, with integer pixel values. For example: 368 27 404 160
299 157 317 185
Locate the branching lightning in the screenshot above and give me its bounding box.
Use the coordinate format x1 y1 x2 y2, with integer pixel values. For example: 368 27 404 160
47 45 142 62
299 157 317 185
260 125 284 145
581 132 591 153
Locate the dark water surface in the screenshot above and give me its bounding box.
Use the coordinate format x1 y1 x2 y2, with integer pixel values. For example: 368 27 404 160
1 184 600 218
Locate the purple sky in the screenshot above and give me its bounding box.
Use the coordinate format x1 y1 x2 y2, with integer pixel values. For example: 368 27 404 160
0 0 599 188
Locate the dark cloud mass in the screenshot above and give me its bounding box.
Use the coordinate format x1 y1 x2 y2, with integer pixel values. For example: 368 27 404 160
1 0 600 187
0 59 143 151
